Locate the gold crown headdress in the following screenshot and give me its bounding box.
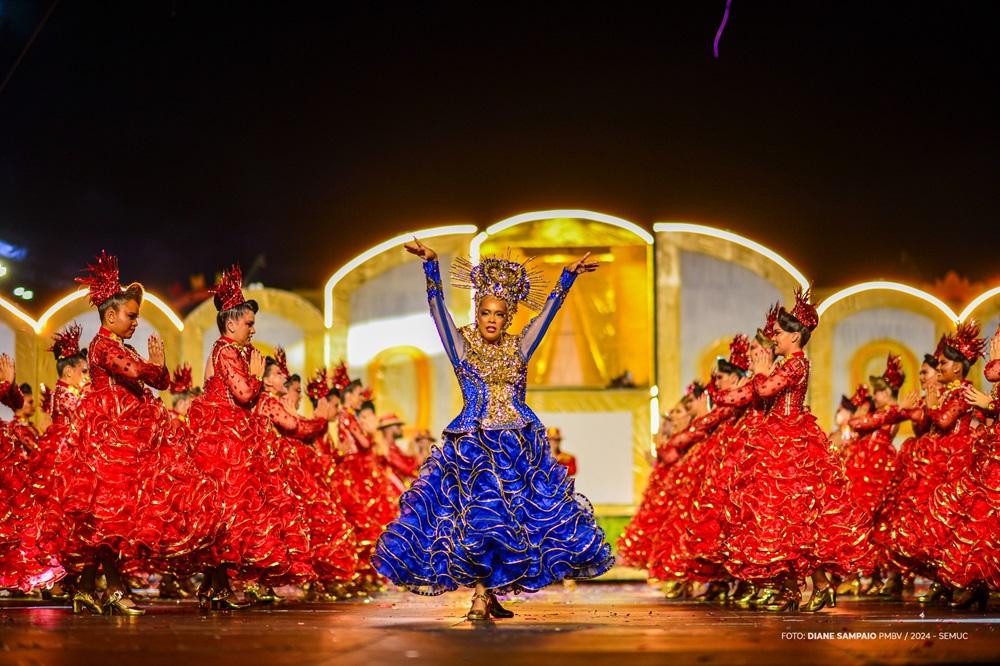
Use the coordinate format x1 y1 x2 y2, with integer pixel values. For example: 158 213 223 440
450 252 548 318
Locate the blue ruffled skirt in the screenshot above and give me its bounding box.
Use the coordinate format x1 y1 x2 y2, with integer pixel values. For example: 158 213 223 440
373 425 614 594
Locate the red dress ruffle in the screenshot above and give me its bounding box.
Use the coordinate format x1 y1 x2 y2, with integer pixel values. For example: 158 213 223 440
647 383 754 581
330 409 400 575
925 361 1000 590
36 329 216 575
617 436 688 569
722 353 875 581
188 338 313 586
877 381 977 578
254 392 357 583
0 382 65 591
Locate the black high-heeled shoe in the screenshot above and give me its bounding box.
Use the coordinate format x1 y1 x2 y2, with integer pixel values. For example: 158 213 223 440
732 581 756 608
487 591 514 618
210 586 252 611
949 586 988 612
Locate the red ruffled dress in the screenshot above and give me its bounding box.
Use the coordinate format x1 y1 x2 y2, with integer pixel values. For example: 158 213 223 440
618 428 695 569
722 352 874 581
877 380 977 578
0 381 65 591
8 413 39 461
845 406 904 516
188 338 313 586
254 391 357 583
647 386 751 581
37 328 214 574
330 409 400 575
924 361 1000 589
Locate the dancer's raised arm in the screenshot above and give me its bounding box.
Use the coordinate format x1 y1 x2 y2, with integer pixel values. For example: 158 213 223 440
519 252 598 360
406 239 466 365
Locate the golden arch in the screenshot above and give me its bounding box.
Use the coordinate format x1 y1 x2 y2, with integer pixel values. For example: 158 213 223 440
653 221 809 406
182 287 324 387
367 345 432 431
810 285 957 431
322 225 479 364
34 289 184 391
959 287 1000 326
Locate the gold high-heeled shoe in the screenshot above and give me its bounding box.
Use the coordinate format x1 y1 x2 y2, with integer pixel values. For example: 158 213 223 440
760 588 801 612
102 589 145 616
487 591 514 618
71 590 103 615
802 585 836 612
917 582 951 605
245 583 282 604
748 585 782 609
732 581 756 608
210 586 252 611
664 580 691 600
696 581 730 604
467 592 491 621
949 586 989 612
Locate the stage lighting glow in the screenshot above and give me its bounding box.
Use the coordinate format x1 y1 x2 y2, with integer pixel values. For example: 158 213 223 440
817 282 959 323
653 222 810 291
21 290 33 300
0 296 36 330
13 286 24 296
0 263 6 277
345 312 445 367
323 225 479 328
36 289 185 333
958 287 1000 323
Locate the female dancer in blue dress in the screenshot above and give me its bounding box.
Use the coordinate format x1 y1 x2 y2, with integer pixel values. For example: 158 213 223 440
374 239 614 621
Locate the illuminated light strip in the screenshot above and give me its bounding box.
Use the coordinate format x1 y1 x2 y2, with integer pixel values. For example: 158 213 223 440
36 289 185 333
482 209 653 245
816 282 959 323
653 222 810 291
958 287 1000 323
323 225 479 328
0 296 38 331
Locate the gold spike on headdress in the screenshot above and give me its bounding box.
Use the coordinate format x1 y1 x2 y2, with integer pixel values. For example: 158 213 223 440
450 251 549 314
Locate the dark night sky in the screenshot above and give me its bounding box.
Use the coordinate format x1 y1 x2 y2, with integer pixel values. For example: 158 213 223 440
1 1 998 311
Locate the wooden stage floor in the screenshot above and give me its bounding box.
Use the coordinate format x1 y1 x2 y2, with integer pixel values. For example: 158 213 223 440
1 582 998 665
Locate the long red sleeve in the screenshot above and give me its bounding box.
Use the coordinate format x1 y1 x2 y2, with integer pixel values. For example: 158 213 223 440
258 392 327 442
216 344 262 406
927 383 970 431
849 404 903 433
753 355 806 398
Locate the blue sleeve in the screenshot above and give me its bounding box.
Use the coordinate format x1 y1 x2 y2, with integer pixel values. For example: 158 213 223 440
424 259 465 365
519 268 577 360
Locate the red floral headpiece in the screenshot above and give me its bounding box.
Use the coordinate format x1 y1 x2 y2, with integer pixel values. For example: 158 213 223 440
685 380 706 397
48 322 84 360
360 386 374 402
849 383 871 409
755 302 781 347
170 364 194 394
210 264 246 312
76 250 122 307
40 383 53 415
878 353 905 391
728 334 750 373
943 320 987 364
330 361 351 393
783 287 819 332
275 346 289 377
306 367 330 401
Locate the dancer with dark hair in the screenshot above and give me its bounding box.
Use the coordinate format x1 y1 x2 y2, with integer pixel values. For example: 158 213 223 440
374 239 613 621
